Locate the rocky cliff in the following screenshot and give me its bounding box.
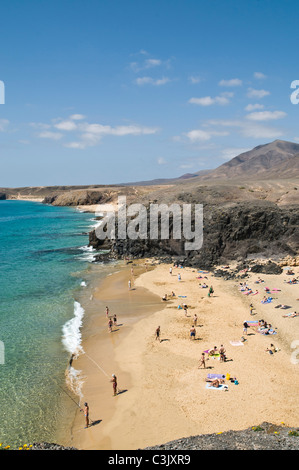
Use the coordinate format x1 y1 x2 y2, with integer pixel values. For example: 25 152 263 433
89 201 299 269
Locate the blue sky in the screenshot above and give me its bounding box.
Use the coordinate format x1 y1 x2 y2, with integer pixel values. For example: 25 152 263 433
1 0 299 187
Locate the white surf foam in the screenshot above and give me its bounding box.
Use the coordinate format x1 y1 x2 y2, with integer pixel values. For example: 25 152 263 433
61 301 85 356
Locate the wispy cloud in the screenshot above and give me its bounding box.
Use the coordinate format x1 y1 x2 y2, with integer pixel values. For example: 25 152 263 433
33 114 159 149
245 103 265 111
254 72 267 79
246 110 287 121
185 129 229 142
135 76 171 86
38 131 63 140
0 119 9 132
247 87 270 98
204 119 284 139
219 78 242 87
189 92 233 106
188 75 202 84
54 120 78 131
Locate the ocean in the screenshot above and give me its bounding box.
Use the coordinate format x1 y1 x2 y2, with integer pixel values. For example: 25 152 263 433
0 200 100 448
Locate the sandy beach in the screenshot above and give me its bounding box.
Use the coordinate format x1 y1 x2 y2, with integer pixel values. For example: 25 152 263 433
68 260 299 450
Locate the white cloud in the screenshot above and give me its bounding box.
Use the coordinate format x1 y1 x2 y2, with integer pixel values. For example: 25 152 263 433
135 76 171 86
54 120 78 131
189 75 201 84
145 59 162 68
219 78 242 87
247 88 270 98
241 123 283 139
204 118 284 140
254 72 267 79
246 110 287 121
157 157 167 165
0 119 9 131
63 122 159 149
189 93 231 106
185 129 229 142
69 114 86 121
38 131 63 140
245 103 264 111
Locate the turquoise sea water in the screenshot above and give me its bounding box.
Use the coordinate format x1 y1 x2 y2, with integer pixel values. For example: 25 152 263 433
0 200 97 448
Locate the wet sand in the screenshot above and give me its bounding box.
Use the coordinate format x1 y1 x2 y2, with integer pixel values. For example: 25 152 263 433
69 260 299 450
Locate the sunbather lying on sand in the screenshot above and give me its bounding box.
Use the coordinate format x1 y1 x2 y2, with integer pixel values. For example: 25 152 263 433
205 378 225 387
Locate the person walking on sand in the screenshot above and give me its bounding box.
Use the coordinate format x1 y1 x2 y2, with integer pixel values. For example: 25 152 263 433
178 273 181 281
105 306 109 317
113 314 117 326
198 352 206 369
108 318 113 333
111 374 118 396
169 266 172 275
128 280 131 290
243 321 249 335
156 326 161 342
193 313 198 326
209 286 214 297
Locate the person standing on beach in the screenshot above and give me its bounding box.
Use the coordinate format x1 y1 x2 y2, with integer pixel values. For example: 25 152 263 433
156 326 161 342
81 402 89 428
105 306 109 317
193 313 198 326
190 325 196 340
198 353 206 369
108 318 113 333
113 314 117 326
243 321 249 335
169 267 172 275
128 280 131 290
111 374 118 396
219 345 226 362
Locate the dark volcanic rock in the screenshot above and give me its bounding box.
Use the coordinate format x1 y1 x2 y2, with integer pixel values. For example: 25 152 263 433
143 422 299 450
250 261 283 274
89 202 299 269
0 192 6 200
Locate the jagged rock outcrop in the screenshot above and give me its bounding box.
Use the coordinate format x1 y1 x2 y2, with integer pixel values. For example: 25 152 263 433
0 192 6 200
144 422 299 450
89 201 299 269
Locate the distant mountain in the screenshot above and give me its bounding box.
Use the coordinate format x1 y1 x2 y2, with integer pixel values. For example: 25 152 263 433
122 140 299 186
198 140 299 180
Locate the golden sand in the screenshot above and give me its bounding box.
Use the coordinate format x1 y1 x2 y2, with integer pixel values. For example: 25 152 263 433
69 260 299 450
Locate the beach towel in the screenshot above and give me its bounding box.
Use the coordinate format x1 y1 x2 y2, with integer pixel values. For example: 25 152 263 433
178 295 187 298
205 383 228 391
229 341 244 346
261 298 272 304
207 374 226 379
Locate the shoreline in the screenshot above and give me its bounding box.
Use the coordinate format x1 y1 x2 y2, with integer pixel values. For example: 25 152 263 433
67 259 299 450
